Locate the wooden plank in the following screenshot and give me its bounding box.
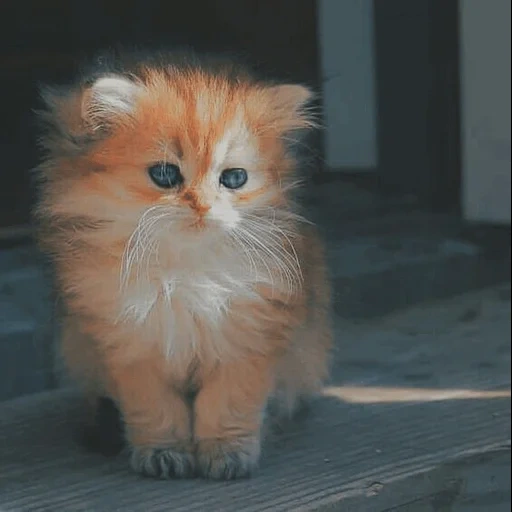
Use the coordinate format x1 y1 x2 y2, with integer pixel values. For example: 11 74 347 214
333 446 511 512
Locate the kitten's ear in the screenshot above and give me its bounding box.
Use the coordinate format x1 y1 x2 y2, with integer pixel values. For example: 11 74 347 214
81 75 141 131
37 75 142 154
265 84 317 132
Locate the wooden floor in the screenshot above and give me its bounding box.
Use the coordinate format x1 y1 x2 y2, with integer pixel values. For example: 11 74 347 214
0 284 510 511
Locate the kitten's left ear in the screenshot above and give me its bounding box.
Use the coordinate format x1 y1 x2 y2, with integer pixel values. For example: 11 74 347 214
265 84 317 132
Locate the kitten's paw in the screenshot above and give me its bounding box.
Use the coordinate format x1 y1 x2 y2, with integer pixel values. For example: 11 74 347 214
196 437 260 480
131 445 195 479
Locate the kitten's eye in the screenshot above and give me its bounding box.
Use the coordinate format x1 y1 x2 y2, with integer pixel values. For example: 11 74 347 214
219 168 248 190
148 162 183 189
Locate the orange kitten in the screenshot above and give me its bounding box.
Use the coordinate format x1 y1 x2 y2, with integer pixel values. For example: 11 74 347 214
35 50 332 480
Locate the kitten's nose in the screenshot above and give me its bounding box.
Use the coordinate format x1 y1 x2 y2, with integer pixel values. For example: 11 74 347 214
182 190 210 216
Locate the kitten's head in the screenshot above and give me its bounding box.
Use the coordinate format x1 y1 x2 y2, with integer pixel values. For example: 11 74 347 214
37 51 315 255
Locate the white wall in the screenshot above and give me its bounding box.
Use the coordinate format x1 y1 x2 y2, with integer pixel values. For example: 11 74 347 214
460 0 511 224
318 0 377 170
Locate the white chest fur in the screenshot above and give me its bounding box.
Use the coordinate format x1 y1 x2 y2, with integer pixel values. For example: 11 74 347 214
118 265 263 359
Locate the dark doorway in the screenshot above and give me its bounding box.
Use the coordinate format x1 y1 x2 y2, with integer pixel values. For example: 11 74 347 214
373 0 462 213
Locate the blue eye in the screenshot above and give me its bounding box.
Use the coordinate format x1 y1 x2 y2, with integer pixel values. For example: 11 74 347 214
219 168 248 190
148 162 183 189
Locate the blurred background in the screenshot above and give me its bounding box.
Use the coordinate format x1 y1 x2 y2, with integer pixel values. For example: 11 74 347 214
0 0 510 398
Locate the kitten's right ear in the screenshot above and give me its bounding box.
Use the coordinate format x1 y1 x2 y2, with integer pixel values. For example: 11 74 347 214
81 75 142 131
37 75 142 155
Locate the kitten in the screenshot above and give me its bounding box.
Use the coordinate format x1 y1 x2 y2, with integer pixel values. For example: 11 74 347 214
35 49 332 480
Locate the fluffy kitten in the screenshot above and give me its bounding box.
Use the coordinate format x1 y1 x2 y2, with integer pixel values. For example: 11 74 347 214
35 50 332 480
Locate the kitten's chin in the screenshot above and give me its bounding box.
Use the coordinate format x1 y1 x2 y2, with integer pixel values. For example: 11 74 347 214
173 222 227 249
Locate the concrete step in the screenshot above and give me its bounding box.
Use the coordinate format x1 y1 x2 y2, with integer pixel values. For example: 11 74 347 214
0 246 55 401
319 212 511 319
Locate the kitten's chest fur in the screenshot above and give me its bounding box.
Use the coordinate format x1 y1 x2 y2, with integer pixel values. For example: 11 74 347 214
118 256 265 359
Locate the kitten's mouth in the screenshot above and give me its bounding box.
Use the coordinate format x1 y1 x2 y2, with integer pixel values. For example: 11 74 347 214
179 217 224 238
187 217 207 231
175 212 224 237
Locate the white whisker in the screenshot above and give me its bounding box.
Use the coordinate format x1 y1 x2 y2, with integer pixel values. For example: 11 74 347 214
237 222 301 296
120 205 177 291
242 217 302 271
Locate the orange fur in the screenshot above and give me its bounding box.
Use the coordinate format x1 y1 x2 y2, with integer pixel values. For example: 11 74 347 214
35 50 332 480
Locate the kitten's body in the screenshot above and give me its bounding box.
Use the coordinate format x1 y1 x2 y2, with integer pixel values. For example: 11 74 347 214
35 50 331 479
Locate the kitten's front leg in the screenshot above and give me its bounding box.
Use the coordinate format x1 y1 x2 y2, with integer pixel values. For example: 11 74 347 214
109 359 194 479
194 355 274 480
